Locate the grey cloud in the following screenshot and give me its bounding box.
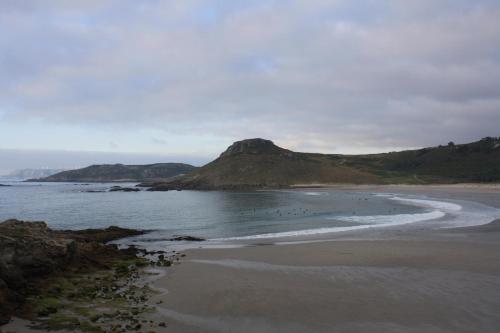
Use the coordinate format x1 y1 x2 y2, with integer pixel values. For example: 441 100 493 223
151 137 167 145
1 1 499 153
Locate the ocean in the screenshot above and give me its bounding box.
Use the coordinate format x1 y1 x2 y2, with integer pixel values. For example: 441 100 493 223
1 181 499 248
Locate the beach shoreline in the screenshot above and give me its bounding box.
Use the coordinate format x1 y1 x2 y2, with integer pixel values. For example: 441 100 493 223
289 182 500 191
3 185 500 332
143 220 500 332
140 186 500 332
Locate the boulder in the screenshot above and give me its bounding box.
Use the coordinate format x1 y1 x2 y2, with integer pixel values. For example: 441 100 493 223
62 225 145 243
169 235 205 242
109 186 140 192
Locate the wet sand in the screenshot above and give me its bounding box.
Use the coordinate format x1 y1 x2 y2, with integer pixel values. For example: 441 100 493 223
146 235 500 332
145 186 500 333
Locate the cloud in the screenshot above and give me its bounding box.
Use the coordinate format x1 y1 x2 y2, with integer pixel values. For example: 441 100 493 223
0 0 499 154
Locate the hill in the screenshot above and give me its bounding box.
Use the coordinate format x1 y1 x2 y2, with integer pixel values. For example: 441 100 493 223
145 137 500 190
32 163 197 182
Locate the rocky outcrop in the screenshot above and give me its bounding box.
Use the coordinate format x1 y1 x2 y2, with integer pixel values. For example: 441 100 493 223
219 138 291 157
63 225 144 243
109 186 141 192
169 235 205 242
0 219 144 325
145 184 182 191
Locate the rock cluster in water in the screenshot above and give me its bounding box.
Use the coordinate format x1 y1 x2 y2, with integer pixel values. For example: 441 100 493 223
109 186 141 192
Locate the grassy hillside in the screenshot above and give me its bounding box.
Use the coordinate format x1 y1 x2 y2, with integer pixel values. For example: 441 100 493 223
34 163 197 182
147 137 500 190
344 137 500 183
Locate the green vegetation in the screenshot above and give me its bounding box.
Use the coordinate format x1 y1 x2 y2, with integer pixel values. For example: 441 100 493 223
356 136 500 183
151 137 500 190
34 297 61 317
27 258 157 333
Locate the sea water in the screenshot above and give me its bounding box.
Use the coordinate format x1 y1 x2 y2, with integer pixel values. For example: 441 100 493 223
1 182 499 246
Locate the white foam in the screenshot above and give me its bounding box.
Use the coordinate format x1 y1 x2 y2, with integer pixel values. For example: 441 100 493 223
373 193 394 197
390 196 462 212
388 196 500 228
213 210 445 241
334 210 445 225
118 193 500 245
213 195 495 241
332 197 463 227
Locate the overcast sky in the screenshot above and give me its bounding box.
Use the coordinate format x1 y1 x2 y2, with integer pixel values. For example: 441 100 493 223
1 0 499 173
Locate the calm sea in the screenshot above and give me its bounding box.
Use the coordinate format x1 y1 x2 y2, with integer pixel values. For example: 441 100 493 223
1 181 499 247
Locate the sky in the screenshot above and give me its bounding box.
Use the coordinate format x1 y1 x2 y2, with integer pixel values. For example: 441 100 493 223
1 0 499 174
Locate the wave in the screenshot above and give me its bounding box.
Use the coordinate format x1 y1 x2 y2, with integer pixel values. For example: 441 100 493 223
213 196 490 241
389 196 462 212
387 196 500 228
214 210 445 241
334 210 445 225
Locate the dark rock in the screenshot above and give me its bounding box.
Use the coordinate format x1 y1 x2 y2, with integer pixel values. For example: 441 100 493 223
0 219 145 323
146 185 174 192
0 278 21 325
61 225 145 243
109 187 140 192
0 184 12 187
169 236 205 242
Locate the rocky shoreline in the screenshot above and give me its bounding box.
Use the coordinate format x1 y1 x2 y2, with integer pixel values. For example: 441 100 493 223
0 219 146 328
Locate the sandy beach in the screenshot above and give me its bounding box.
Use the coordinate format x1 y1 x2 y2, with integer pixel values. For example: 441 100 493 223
142 186 500 333
144 232 500 332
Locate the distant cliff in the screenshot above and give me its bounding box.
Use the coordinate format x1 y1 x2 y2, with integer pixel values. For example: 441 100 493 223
33 163 197 182
2 169 67 180
144 137 500 190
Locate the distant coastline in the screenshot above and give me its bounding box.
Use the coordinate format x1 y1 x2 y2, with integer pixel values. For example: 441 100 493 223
27 137 500 190
30 163 197 183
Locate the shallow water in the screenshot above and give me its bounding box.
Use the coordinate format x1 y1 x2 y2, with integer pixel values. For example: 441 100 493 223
1 182 499 246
